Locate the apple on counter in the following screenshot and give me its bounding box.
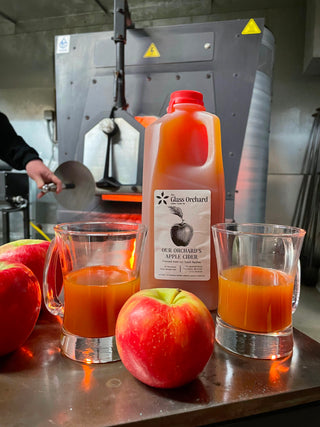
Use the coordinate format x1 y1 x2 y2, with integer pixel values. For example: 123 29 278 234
0 239 50 284
115 288 214 389
0 239 62 308
0 261 41 356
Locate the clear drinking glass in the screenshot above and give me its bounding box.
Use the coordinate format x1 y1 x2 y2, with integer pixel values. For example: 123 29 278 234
212 223 305 359
43 221 147 364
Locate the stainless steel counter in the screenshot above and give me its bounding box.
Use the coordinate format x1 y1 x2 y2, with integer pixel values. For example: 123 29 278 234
1 311 320 426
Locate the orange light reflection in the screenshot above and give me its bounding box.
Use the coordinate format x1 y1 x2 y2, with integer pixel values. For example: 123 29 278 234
129 240 136 270
81 363 94 392
134 115 158 127
56 316 63 325
268 354 291 385
20 346 34 359
101 194 142 203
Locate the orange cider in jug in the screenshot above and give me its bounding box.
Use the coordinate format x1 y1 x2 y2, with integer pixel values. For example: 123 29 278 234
141 90 225 310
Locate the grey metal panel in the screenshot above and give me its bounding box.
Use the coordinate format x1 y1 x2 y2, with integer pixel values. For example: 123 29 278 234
95 30 214 67
234 28 275 223
211 19 264 208
55 32 108 163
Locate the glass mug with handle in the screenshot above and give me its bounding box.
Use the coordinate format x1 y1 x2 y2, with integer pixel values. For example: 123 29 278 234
212 223 306 359
43 221 147 364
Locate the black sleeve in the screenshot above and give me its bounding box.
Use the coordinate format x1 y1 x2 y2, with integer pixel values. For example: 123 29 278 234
0 112 41 170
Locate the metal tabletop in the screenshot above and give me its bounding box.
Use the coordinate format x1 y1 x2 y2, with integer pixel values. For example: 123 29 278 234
1 311 320 427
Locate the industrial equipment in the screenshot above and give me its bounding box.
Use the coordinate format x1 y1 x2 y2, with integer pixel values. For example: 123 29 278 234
0 171 30 243
41 161 95 211
54 9 274 222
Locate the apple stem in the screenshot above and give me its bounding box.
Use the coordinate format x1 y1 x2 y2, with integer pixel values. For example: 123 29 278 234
170 288 182 305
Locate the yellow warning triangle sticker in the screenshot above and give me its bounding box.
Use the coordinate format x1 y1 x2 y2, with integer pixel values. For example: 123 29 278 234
143 42 160 58
241 19 261 35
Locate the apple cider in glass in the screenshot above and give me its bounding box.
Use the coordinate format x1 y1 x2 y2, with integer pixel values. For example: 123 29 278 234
212 223 305 359
43 221 147 364
63 265 140 338
218 265 294 333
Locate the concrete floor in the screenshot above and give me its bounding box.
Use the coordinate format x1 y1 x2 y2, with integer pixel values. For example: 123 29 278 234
293 285 320 343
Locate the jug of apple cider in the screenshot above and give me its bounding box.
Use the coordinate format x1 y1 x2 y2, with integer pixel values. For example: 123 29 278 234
141 90 225 310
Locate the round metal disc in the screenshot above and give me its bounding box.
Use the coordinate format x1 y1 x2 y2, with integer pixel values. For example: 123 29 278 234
54 161 95 210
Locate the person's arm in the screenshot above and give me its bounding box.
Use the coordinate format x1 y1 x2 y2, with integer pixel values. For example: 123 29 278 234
0 112 40 170
0 112 62 197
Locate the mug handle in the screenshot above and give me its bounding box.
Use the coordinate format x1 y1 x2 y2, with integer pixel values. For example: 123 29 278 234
43 238 64 317
292 259 301 314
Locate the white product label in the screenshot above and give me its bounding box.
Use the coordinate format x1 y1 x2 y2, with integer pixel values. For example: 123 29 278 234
154 189 211 281
56 35 70 54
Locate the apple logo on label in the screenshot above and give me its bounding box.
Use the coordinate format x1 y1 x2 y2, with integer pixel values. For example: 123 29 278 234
169 206 193 247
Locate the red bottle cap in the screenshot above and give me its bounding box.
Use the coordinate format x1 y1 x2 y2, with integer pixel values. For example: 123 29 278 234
167 90 204 113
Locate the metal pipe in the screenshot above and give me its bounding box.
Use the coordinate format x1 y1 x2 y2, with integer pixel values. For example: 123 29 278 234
112 0 129 110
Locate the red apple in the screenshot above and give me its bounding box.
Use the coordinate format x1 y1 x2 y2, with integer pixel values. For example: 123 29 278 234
0 239 62 309
115 288 214 388
0 260 41 356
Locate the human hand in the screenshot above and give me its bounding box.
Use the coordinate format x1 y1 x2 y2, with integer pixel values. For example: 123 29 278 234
25 159 63 199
